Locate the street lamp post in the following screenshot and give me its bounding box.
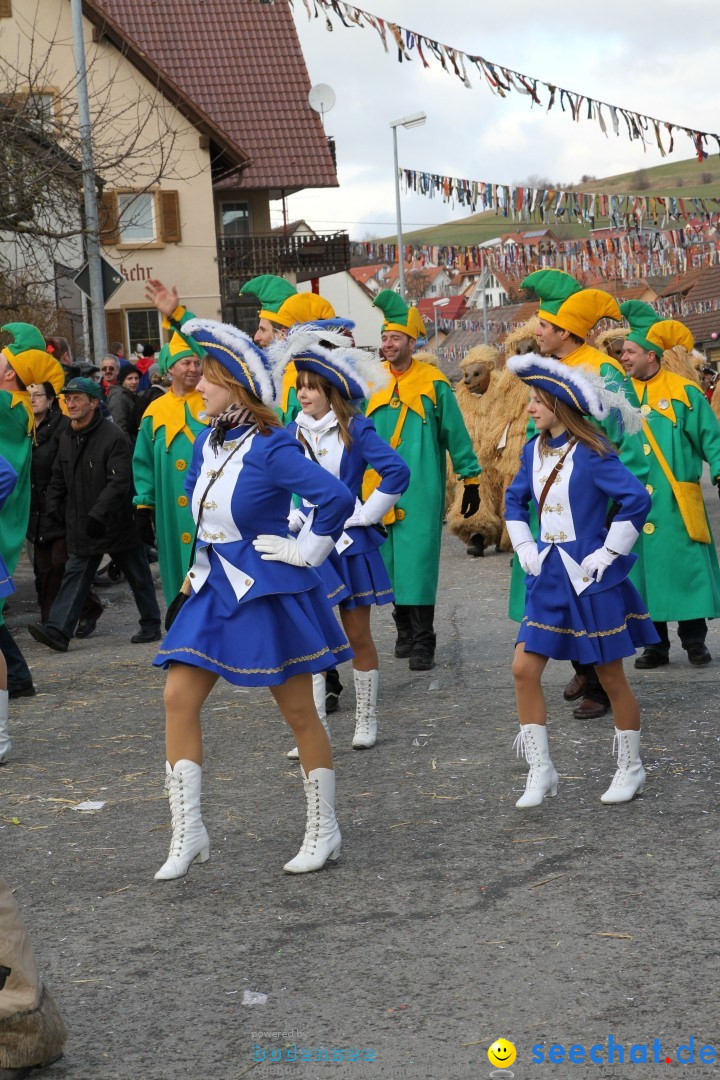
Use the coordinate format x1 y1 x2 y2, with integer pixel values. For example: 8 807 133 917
432 297 450 356
390 112 426 301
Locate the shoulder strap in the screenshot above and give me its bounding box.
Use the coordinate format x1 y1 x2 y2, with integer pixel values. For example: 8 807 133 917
389 403 409 448
187 425 257 566
537 439 576 520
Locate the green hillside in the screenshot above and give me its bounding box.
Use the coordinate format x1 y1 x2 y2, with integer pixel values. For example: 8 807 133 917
381 155 720 247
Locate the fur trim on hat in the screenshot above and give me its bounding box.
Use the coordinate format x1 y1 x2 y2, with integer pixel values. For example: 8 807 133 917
268 327 389 400
508 352 643 435
182 318 275 405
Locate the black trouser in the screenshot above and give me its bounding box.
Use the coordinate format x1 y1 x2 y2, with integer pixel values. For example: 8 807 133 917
652 619 707 654
0 621 33 689
571 661 610 706
45 547 161 642
394 604 436 656
34 538 103 625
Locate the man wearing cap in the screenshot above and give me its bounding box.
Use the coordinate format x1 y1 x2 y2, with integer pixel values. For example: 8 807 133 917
28 378 162 651
132 333 206 604
620 301 720 668
365 290 481 670
513 271 641 719
0 324 65 697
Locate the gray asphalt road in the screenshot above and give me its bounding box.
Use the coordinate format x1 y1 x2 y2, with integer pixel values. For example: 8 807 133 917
3 483 719 1080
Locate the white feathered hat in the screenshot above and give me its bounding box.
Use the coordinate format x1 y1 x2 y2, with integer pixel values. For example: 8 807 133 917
267 323 390 402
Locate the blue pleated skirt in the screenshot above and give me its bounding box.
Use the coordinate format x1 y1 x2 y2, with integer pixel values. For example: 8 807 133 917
518 548 659 665
154 564 353 687
316 548 394 611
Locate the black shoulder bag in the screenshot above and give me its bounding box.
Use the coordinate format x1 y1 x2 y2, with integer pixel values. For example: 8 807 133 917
165 426 257 631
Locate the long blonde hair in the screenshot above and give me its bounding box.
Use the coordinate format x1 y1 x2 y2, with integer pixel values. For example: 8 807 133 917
535 387 612 457
296 369 357 450
202 355 280 435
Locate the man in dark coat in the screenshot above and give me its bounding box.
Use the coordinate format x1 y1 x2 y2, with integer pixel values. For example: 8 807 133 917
27 379 162 652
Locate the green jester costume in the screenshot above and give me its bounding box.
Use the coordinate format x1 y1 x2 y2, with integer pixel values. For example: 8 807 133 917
364 291 480 667
619 302 720 654
132 332 207 604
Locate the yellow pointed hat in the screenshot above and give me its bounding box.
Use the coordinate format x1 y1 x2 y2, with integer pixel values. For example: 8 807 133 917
1 323 65 392
522 270 621 339
273 292 336 329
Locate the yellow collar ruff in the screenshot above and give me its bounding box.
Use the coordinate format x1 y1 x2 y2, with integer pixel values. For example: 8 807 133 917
632 368 695 424
365 358 450 420
145 389 206 447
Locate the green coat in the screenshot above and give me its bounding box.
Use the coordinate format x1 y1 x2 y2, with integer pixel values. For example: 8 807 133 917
366 359 480 605
627 371 720 621
508 346 643 622
132 390 207 604
0 393 33 621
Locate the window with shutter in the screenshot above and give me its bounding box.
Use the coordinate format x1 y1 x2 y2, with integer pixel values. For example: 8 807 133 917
99 191 119 246
105 310 125 355
159 190 181 243
0 1 12 17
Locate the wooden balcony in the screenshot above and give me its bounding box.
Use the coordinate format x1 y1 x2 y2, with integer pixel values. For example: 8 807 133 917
217 231 350 296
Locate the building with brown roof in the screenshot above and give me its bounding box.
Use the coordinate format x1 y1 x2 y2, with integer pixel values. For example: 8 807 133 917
2 0 348 352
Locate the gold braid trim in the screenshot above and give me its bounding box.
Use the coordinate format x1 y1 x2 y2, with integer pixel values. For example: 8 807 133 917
344 587 393 601
521 374 583 411
522 613 650 638
326 584 347 600
157 642 349 675
302 356 351 396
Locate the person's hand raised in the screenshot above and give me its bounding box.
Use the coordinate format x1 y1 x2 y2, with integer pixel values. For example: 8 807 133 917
145 278 179 318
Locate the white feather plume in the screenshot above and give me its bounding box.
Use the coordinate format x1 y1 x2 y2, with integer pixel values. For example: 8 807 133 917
183 318 275 404
507 352 643 435
267 328 390 400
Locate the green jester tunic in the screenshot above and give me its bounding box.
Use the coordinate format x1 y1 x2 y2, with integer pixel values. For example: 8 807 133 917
507 343 644 622
627 369 720 621
365 358 480 606
133 389 207 604
0 392 33 622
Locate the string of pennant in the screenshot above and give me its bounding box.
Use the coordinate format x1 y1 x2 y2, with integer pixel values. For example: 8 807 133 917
401 168 720 228
290 0 720 159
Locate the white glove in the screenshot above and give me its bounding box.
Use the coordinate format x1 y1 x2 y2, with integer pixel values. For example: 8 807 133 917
287 508 308 534
516 541 542 576
344 505 372 530
580 546 618 582
253 535 309 567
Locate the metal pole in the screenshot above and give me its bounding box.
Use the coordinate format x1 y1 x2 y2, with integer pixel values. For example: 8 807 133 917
434 306 438 354
392 125 405 300
70 0 107 364
482 259 489 345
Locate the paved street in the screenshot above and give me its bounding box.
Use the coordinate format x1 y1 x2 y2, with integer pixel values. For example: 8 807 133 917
3 484 719 1079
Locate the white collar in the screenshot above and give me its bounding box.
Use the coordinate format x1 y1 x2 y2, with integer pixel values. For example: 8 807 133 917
295 409 338 437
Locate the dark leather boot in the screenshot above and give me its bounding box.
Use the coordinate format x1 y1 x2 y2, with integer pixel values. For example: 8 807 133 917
392 605 414 659
408 606 436 671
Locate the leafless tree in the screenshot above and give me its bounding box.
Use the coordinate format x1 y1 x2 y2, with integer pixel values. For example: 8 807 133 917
0 7 202 298
405 268 432 304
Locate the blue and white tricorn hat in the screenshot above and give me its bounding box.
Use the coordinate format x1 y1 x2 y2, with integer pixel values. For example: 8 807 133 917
182 318 275 405
508 352 642 434
268 324 390 402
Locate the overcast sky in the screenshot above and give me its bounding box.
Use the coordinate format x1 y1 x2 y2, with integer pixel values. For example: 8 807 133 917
270 0 720 240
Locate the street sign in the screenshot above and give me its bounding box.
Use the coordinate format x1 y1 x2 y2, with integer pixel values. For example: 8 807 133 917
73 257 125 304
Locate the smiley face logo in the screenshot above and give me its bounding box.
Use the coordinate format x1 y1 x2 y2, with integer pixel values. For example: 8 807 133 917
487 1039 516 1068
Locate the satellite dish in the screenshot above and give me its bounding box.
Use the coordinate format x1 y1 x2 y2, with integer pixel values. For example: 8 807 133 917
308 84 336 122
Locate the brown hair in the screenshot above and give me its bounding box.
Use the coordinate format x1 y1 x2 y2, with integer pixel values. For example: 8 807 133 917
534 387 612 457
296 369 357 450
202 355 280 435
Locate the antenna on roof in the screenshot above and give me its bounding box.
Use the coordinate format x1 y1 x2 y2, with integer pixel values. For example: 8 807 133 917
308 84 336 129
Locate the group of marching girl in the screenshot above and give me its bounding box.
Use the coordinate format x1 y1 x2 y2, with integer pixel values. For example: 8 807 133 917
145 290 697 882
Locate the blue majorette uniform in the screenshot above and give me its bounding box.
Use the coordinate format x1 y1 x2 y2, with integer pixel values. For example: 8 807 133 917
0 453 17 601
506 433 659 664
269 323 410 755
153 322 355 688
505 354 660 666
288 409 410 610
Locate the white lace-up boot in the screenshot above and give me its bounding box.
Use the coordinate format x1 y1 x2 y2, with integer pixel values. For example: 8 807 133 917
287 673 330 760
352 669 378 749
283 767 341 873
601 728 645 804
0 689 10 763
154 759 210 880
513 724 558 809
